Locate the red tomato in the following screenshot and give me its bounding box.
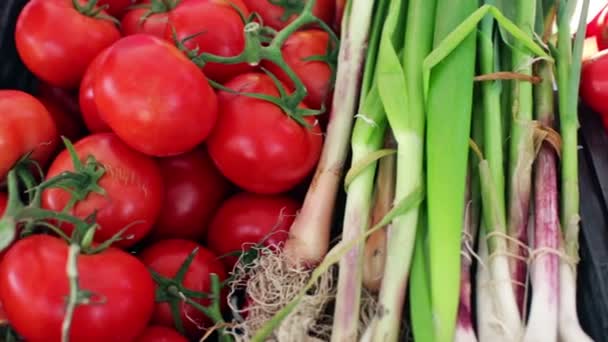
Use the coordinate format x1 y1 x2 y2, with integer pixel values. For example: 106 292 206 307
241 0 334 30
0 193 6 217
0 234 155 342
139 239 227 339
94 34 219 157
42 133 164 248
0 91 58 180
121 5 171 38
79 48 113 133
206 192 299 269
15 0 121 89
38 97 87 143
37 83 81 117
264 29 333 111
98 0 136 18
164 0 251 82
207 72 323 194
581 50 608 115
597 5 608 51
151 146 231 241
135 326 188 342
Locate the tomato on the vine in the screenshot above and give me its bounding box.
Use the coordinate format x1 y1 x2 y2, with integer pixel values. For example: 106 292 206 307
94 34 219 157
121 3 172 38
581 50 608 115
241 0 334 30
42 133 164 248
79 48 113 134
206 192 300 269
0 234 155 342
38 97 87 143
264 29 334 111
135 326 188 342
98 0 136 18
139 239 227 338
15 0 121 89
164 0 252 82
0 91 58 180
207 72 323 194
150 146 231 241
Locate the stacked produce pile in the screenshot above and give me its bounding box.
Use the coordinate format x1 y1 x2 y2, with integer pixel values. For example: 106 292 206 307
0 0 602 341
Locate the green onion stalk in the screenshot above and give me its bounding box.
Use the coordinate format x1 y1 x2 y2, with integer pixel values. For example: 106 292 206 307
507 0 537 312
330 0 389 335
360 0 435 340
425 0 478 341
555 0 593 341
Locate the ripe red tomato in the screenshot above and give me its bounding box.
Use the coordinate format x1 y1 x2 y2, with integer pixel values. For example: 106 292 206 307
94 34 219 157
151 146 231 241
164 0 252 82
264 29 333 111
241 0 334 30
597 5 608 51
79 48 113 134
0 234 155 342
15 0 121 89
581 50 608 115
0 193 6 217
121 6 171 38
98 0 136 18
0 91 58 180
206 192 299 269
207 72 323 194
135 326 188 342
42 133 164 248
38 97 87 143
37 83 81 117
139 239 227 339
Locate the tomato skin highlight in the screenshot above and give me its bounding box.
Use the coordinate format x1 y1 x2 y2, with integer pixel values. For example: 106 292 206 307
581 50 608 115
15 0 121 89
151 146 231 241
42 133 164 248
135 326 189 342
0 234 155 342
207 72 323 194
139 239 228 339
79 48 113 133
164 0 252 83
0 90 58 180
206 192 299 269
241 0 334 30
94 34 219 157
264 29 333 111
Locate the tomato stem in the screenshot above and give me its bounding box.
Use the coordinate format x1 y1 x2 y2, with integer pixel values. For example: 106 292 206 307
71 0 121 26
180 0 339 126
61 243 83 342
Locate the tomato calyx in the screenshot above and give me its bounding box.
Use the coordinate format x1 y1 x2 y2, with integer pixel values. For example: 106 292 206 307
149 247 232 341
71 0 120 25
175 0 338 126
132 0 181 25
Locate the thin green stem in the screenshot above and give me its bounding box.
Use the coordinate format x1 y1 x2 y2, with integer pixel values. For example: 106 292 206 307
61 244 82 342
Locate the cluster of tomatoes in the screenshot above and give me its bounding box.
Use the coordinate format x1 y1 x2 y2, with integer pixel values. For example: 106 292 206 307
0 0 340 341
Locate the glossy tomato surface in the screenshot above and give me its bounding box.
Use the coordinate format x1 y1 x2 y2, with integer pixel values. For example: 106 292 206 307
121 6 171 38
42 133 164 248
206 192 300 269
135 325 188 342
94 34 219 156
98 0 136 17
0 234 155 342
581 50 608 115
241 0 334 30
265 29 333 111
139 239 227 339
164 0 251 82
79 48 113 133
151 146 231 241
207 72 323 194
0 91 58 180
15 0 121 89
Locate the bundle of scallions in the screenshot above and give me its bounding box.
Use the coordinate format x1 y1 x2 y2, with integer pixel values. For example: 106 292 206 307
237 0 595 341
